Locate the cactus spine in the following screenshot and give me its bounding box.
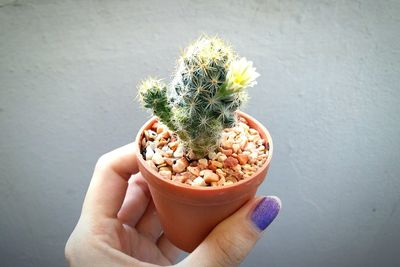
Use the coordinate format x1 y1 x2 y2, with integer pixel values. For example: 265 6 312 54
138 35 259 158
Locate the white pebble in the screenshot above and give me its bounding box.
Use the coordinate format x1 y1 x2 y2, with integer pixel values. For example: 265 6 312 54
145 147 154 160
146 160 158 172
152 151 165 165
198 158 208 169
148 141 156 151
244 142 256 151
248 152 258 163
208 151 218 160
173 145 184 158
218 154 227 162
192 177 206 186
159 170 171 179
172 158 189 173
232 143 240 153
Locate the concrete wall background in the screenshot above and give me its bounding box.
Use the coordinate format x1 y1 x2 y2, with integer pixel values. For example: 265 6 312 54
1 0 399 266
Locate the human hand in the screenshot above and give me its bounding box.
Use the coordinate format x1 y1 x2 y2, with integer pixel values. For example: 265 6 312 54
65 143 281 266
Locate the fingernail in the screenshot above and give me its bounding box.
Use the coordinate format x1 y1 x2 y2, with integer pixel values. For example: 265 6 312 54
251 196 281 231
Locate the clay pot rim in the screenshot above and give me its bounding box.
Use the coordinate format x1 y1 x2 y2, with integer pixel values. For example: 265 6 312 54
135 111 273 191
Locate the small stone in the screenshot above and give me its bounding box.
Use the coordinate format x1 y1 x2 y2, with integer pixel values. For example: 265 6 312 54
256 139 265 146
145 130 157 141
173 145 184 158
243 173 252 179
173 175 188 183
210 160 223 168
159 166 172 172
162 151 173 158
224 156 239 168
180 171 191 181
219 147 233 156
233 126 244 135
242 150 251 156
217 176 226 186
242 164 256 172
161 131 170 139
146 160 158 172
226 176 238 183
217 153 227 162
203 170 219 183
156 124 165 134
224 180 234 186
237 154 249 165
145 147 154 160
168 141 179 151
244 142 256 151
208 151 218 160
165 158 175 166
232 164 242 172
148 141 156 151
232 143 241 153
187 166 200 176
248 152 258 163
198 158 208 169
239 137 248 150
192 177 206 186
173 158 189 173
158 163 168 168
152 151 165 165
231 168 243 179
208 162 217 171
216 169 226 178
249 134 260 143
159 170 172 179
222 138 234 149
249 128 258 135
257 154 267 160
241 123 250 131
158 140 168 148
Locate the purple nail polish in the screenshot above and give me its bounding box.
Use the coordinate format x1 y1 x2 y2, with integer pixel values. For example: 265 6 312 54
251 196 281 231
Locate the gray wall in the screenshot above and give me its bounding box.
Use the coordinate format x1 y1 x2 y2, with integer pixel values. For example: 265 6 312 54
1 0 399 266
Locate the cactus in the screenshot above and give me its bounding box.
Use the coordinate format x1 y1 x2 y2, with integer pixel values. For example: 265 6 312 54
138 35 259 158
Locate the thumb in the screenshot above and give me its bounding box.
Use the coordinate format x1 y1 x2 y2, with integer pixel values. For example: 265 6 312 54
181 196 281 267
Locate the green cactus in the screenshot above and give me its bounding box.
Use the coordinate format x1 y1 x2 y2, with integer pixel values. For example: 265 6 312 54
138 35 259 158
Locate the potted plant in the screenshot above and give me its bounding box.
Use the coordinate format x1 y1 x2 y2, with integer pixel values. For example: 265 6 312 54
135 35 273 252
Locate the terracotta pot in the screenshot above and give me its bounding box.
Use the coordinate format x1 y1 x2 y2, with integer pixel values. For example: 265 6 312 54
135 111 273 252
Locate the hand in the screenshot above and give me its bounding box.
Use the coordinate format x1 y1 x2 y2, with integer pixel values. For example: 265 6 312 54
65 143 281 266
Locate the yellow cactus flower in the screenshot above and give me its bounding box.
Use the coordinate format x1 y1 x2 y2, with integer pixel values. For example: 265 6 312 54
225 57 260 92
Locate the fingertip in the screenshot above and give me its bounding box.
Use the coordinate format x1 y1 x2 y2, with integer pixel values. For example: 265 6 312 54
129 173 150 199
266 195 282 210
250 195 281 231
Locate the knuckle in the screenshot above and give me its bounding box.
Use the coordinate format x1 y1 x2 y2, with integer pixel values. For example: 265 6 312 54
64 234 76 264
95 153 113 171
213 225 260 266
213 233 243 266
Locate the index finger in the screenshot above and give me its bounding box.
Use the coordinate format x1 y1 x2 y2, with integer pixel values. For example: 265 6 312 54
82 143 139 219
